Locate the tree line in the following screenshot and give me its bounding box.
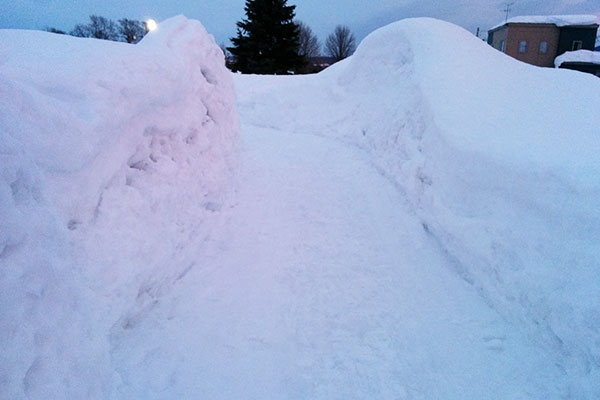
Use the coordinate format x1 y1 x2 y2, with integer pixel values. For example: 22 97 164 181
47 15 149 44
45 0 356 74
228 0 356 74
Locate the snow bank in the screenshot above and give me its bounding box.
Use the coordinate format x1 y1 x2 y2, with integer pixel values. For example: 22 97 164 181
555 49 600 66
235 17 600 398
0 15 238 399
491 14 599 30
341 19 600 398
344 20 600 397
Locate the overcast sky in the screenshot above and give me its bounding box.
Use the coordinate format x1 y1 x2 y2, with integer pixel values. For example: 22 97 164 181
1 0 598 47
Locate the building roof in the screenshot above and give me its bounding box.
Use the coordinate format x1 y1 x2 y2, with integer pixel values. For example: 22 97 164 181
555 50 600 67
490 14 599 31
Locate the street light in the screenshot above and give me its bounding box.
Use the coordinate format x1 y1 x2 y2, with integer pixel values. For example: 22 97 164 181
145 19 158 32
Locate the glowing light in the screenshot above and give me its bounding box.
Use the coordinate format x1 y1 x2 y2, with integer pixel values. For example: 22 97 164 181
146 19 158 32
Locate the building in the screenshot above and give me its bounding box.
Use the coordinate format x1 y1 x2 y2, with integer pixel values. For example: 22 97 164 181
555 50 600 77
305 57 337 73
487 15 599 67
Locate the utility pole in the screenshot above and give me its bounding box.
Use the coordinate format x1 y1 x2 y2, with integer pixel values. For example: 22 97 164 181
503 2 515 22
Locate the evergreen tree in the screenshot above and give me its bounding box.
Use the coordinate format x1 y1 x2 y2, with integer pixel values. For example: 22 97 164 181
228 0 303 74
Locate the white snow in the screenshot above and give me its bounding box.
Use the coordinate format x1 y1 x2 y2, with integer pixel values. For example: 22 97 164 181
491 14 599 30
1 15 600 400
555 49 600 66
234 18 600 398
0 15 238 399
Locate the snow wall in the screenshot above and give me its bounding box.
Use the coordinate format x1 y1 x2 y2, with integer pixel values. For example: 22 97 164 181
236 18 600 398
0 16 239 399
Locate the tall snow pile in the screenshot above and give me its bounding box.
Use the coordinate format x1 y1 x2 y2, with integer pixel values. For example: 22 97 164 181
0 16 238 399
236 18 600 397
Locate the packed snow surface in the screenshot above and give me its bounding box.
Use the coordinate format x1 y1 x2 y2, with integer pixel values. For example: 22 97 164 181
555 49 600 66
2 16 600 400
491 14 599 29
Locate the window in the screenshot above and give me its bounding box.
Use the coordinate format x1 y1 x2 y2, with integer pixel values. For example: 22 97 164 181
539 41 548 54
499 40 505 52
519 40 528 53
572 41 582 51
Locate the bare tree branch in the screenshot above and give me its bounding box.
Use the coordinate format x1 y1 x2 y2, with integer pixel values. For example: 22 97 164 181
297 21 320 58
325 25 356 61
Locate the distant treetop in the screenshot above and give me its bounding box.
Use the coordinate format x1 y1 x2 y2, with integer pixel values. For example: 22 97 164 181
228 0 304 74
66 15 147 44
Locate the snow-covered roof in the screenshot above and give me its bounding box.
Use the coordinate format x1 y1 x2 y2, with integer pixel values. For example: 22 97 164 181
491 15 599 31
555 50 600 67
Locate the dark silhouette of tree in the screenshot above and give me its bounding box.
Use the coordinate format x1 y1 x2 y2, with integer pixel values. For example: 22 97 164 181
70 15 118 41
297 21 320 59
70 24 90 38
118 19 146 43
325 25 356 61
220 43 234 69
45 27 66 34
228 0 303 74
295 21 321 73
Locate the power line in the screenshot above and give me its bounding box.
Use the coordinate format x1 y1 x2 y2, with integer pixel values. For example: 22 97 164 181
503 2 515 22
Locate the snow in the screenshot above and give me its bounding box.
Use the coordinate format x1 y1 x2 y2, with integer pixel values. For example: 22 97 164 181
234 18 600 398
555 49 600 66
0 15 238 399
491 14 599 30
2 15 600 400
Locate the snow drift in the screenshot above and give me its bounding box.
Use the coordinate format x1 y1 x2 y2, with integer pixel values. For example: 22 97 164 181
0 16 238 398
2 14 599 399
236 18 600 397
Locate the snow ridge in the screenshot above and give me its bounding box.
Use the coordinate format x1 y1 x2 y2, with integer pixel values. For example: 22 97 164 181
235 18 600 398
2 15 600 399
0 16 239 399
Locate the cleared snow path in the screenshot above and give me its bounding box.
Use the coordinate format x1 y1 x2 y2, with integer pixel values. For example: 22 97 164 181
109 122 566 399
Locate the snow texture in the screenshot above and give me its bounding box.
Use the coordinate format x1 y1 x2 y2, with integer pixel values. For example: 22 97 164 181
0 15 238 399
491 14 599 30
555 49 600 66
1 15 600 400
235 17 600 398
